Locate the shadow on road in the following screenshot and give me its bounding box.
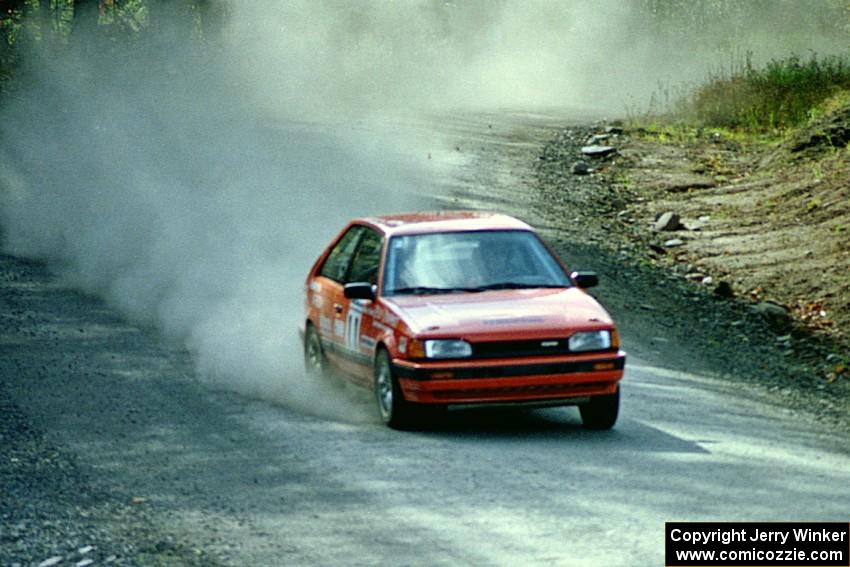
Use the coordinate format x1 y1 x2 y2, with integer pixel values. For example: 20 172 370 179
409 407 709 454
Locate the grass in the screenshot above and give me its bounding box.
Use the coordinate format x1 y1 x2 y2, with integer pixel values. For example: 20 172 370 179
634 122 780 144
635 53 850 134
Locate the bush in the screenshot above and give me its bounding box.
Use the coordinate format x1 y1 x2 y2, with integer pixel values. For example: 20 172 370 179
680 53 850 131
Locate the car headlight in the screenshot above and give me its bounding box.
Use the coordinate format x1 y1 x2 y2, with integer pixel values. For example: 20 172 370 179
568 330 611 352
424 339 473 359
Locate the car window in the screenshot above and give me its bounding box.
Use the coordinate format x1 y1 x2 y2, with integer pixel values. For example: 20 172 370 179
319 226 364 283
383 230 571 295
347 229 383 285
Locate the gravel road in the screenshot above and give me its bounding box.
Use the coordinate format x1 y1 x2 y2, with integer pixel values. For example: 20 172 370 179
3 111 849 566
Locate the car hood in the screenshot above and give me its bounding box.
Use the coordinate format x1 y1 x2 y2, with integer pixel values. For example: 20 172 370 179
382 288 614 338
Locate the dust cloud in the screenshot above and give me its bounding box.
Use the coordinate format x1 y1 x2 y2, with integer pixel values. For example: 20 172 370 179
227 1 850 116
0 12 424 420
1 1 845 419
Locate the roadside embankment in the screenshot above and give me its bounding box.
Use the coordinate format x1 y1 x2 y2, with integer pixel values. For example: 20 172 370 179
530 109 849 430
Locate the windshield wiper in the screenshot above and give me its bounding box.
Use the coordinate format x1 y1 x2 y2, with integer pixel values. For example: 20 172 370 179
390 286 484 296
474 282 569 290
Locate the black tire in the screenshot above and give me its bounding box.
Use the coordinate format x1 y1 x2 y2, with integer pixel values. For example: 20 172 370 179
303 324 326 377
374 349 416 429
579 386 619 430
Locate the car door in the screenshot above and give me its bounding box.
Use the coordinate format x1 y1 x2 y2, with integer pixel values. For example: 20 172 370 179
340 228 384 385
313 225 365 375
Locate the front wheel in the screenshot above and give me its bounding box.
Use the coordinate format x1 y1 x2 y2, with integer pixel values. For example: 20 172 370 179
374 349 416 429
579 386 619 430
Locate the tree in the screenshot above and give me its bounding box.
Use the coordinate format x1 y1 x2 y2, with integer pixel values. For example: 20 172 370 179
71 0 101 43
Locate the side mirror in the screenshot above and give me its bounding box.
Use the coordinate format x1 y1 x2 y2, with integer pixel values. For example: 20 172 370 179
571 271 599 289
344 282 376 301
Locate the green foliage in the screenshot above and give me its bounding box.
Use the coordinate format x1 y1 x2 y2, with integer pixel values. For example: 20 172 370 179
0 0 221 94
98 0 148 34
678 53 850 131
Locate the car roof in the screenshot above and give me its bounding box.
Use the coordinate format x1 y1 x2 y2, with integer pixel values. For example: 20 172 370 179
358 211 534 237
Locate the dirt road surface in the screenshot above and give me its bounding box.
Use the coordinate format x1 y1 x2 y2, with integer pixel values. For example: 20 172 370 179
3 111 849 566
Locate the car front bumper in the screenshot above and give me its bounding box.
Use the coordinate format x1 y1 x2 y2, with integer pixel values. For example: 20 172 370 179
392 351 625 405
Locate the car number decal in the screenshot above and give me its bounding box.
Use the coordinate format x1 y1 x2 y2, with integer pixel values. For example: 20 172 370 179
345 302 364 351
345 312 361 349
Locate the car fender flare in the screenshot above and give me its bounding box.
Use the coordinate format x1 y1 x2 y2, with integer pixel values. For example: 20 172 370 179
374 330 397 360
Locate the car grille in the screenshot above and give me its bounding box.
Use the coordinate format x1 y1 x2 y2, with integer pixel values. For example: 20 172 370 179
471 338 615 359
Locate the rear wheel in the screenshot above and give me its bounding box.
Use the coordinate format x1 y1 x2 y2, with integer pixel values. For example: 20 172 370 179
579 386 619 430
303 325 326 377
374 349 416 429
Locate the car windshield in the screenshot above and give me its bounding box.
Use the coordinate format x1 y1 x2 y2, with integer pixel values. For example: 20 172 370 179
383 230 571 296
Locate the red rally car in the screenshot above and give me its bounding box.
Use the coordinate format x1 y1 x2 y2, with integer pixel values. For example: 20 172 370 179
301 211 625 429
